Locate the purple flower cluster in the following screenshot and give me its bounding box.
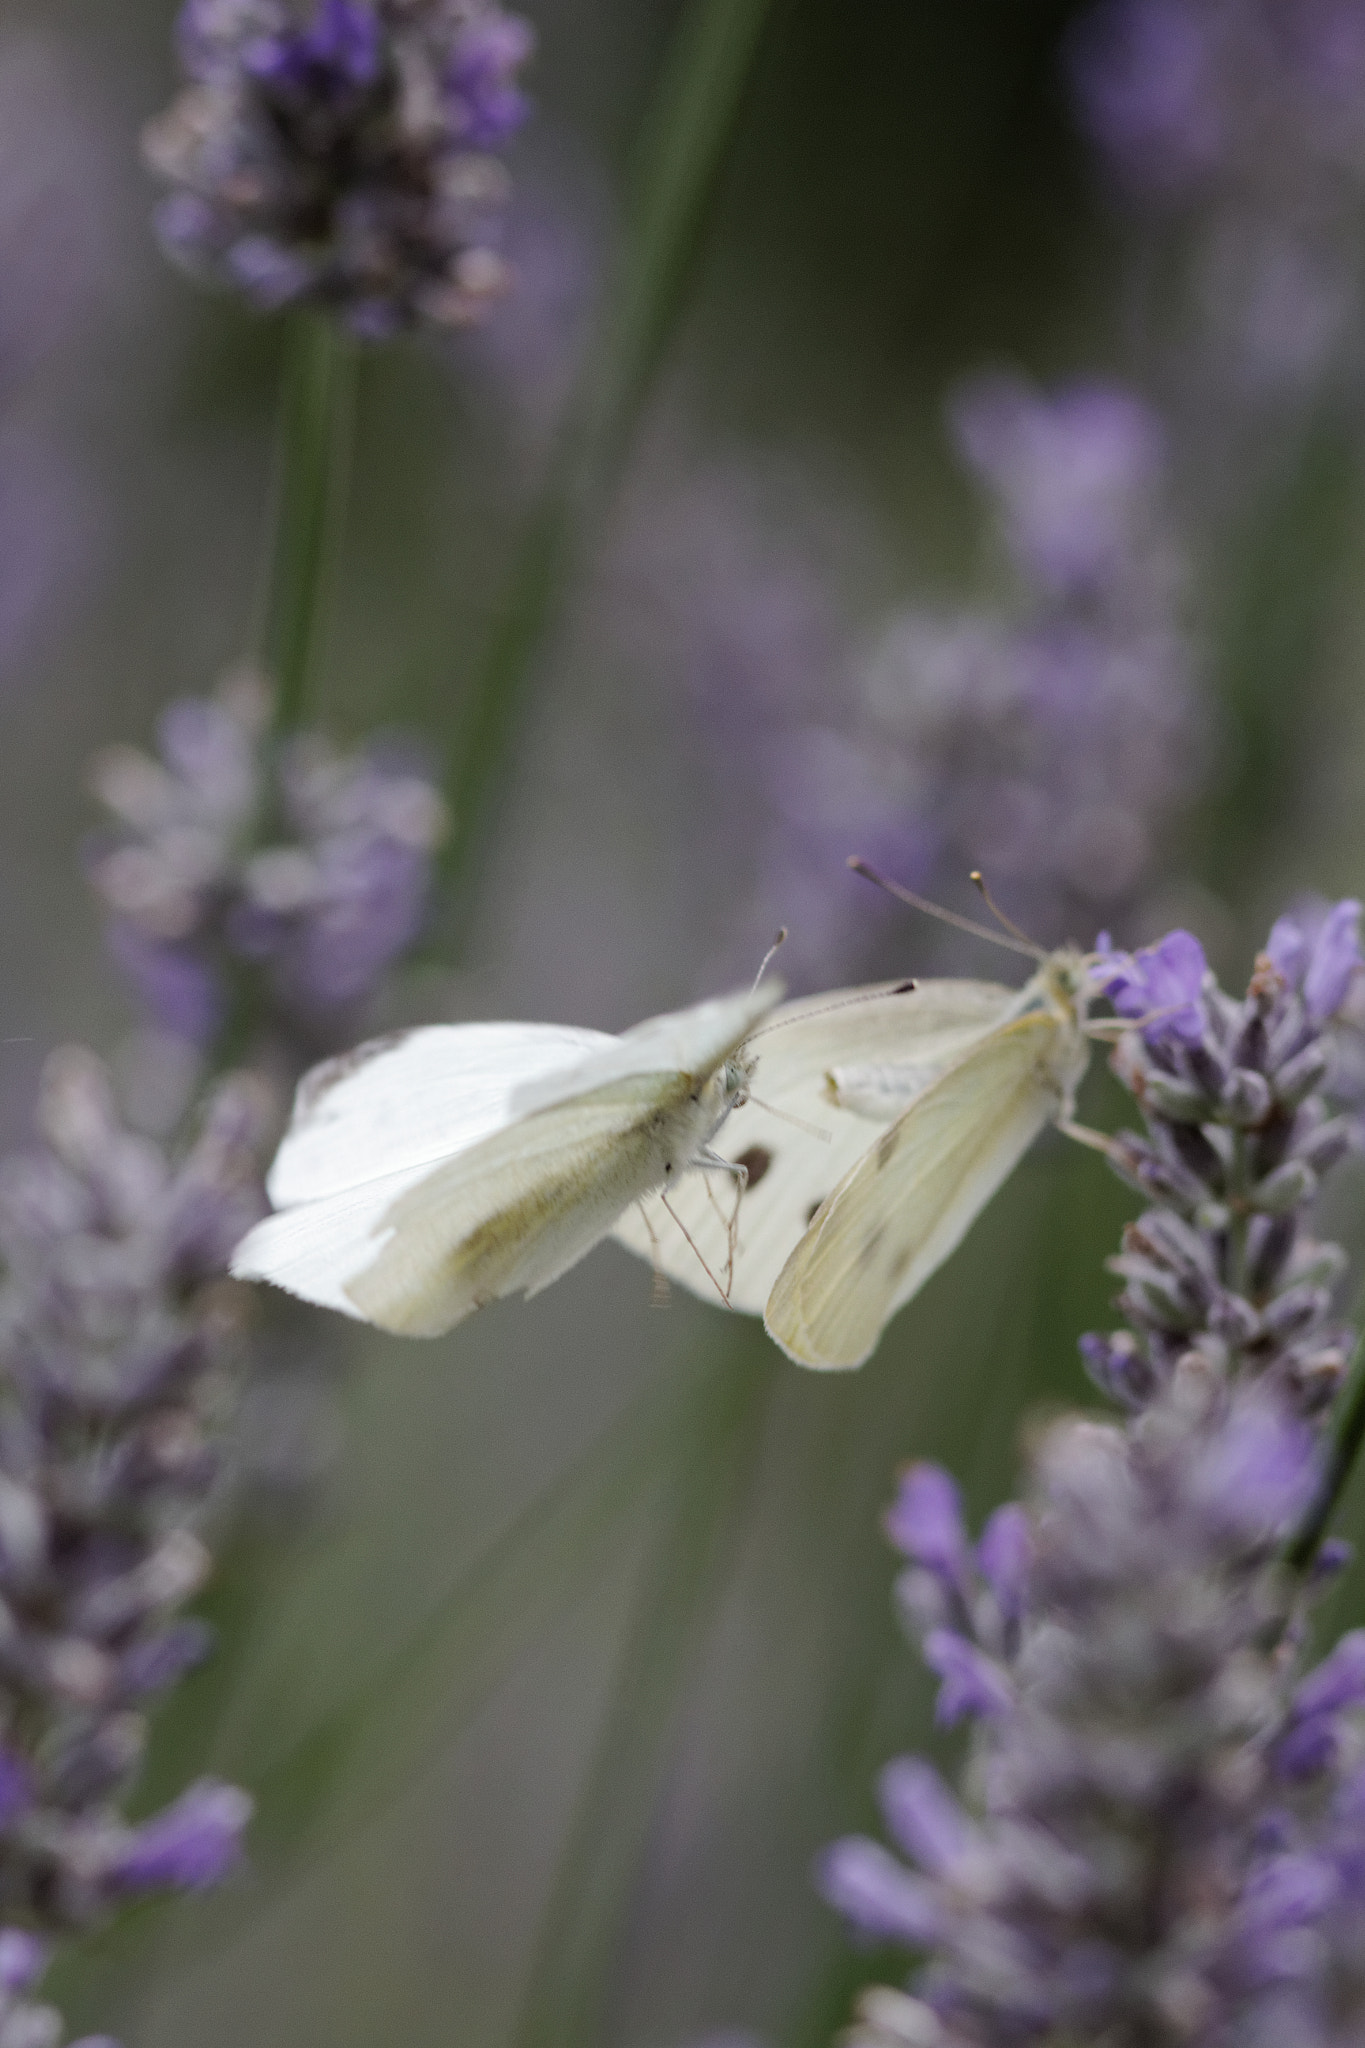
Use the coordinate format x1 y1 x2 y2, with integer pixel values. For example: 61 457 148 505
0 1045 267 1948
841 376 1205 948
86 670 448 1054
1069 0 1365 393
822 906 1365 2047
143 0 534 335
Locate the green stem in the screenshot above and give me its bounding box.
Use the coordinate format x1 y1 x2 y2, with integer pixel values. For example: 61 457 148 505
513 1330 775 2048
259 311 357 732
1286 1324 1365 1573
437 0 784 909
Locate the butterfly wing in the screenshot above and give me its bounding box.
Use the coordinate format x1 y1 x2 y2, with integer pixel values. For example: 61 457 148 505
764 1009 1087 1371
233 986 781 1334
344 1072 714 1336
266 1021 614 1207
611 979 1015 1314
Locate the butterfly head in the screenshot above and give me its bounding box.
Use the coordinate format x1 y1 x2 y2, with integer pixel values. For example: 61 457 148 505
721 1050 757 1112
1041 945 1096 1023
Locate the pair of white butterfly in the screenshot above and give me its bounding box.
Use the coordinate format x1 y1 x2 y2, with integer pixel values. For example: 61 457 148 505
232 891 1102 1371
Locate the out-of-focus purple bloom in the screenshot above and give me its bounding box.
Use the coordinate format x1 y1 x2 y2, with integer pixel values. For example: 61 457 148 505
111 1779 251 1894
0 1046 268 1932
878 1760 974 1878
950 375 1164 600
1069 0 1365 392
0 1750 32 1832
763 375 1203 960
86 671 448 1054
1268 897 1363 1022
1186 1390 1318 1540
0 1934 44 1996
884 1464 970 1588
145 0 533 333
921 1629 1013 1727
449 12 534 147
975 1504 1030 1625
817 1838 942 1947
1092 926 1208 1044
823 916 1365 2044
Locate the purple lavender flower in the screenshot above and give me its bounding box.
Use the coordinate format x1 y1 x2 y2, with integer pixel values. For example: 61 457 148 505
0 1046 267 1934
694 374 1206 969
1068 0 1365 392
1092 926 1209 1045
144 0 534 333
86 670 448 1055
110 1779 251 1893
844 375 1206 947
823 911 1365 2047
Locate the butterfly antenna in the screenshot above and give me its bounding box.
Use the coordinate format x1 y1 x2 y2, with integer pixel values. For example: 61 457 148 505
745 1093 834 1143
752 927 788 993
847 857 1040 961
969 871 1045 959
747 980 918 1044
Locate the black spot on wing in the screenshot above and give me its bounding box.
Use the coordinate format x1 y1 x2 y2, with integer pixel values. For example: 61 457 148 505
734 1144 772 1191
804 1196 827 1226
296 1030 413 1115
876 1127 899 1171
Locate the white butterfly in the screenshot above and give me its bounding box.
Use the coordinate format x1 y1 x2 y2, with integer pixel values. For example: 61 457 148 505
230 983 782 1337
612 948 1095 1371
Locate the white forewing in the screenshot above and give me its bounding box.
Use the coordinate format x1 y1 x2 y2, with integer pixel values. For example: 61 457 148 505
507 989 783 1118
267 1022 612 1206
765 1004 1089 1371
611 978 1014 1313
232 984 781 1336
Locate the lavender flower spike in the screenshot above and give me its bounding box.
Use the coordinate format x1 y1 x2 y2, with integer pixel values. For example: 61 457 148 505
145 0 535 333
823 907 1365 2046
0 1046 269 1935
87 670 448 1056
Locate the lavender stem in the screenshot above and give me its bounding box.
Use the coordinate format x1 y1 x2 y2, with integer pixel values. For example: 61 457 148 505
260 311 356 732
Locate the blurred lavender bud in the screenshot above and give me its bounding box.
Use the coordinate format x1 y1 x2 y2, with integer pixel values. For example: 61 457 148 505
835 376 1208 952
144 0 533 333
0 1049 266 1932
109 1778 252 1895
884 1464 971 1594
87 672 447 1057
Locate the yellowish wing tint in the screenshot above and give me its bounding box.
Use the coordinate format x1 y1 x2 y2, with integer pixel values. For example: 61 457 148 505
765 1010 1084 1371
346 1074 700 1337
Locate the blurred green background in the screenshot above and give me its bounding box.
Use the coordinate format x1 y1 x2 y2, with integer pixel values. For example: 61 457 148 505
5 0 1365 2043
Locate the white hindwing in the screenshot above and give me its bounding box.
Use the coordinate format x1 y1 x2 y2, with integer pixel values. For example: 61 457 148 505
765 1005 1088 1371
610 978 1015 1313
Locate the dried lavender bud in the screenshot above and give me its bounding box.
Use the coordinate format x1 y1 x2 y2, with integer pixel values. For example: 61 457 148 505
86 670 448 1055
821 907 1365 2046
144 0 534 334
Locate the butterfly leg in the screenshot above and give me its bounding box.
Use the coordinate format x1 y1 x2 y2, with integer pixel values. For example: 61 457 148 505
693 1149 750 1297
1057 1116 1117 1158
660 1190 734 1306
